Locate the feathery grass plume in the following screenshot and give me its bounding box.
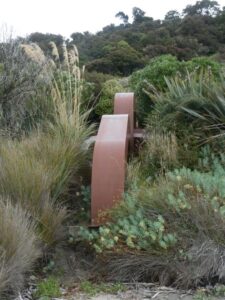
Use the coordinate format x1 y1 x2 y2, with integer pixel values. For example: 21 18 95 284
20 43 46 65
68 48 77 66
49 41 59 61
81 65 85 78
71 64 81 80
62 42 69 69
72 44 79 58
50 44 91 133
0 199 40 298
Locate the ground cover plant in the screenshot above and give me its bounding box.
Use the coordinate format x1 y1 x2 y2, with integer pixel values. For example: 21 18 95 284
80 147 225 287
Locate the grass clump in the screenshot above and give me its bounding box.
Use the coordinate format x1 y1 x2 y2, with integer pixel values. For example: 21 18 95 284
0 199 40 298
35 277 61 299
138 130 178 178
193 285 225 300
0 40 94 295
0 41 93 248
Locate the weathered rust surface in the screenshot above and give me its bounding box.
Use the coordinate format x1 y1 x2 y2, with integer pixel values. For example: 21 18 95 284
114 93 134 150
91 115 129 226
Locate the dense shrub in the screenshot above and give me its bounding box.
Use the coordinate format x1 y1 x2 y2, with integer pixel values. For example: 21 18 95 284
83 72 117 121
0 40 53 136
95 79 125 116
0 199 40 298
130 55 183 123
147 70 225 146
130 55 222 124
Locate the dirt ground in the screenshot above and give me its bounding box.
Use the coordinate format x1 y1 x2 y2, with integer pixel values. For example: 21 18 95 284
64 285 220 300
73 288 193 300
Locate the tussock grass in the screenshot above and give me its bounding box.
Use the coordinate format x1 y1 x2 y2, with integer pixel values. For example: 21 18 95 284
139 131 178 177
0 40 94 295
0 41 93 246
0 199 40 298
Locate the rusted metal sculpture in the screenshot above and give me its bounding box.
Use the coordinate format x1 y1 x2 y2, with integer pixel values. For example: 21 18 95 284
114 93 134 150
91 92 142 226
91 115 129 226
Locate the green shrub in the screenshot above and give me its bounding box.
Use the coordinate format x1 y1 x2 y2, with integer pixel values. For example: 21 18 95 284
0 199 40 298
130 55 184 123
0 40 53 137
130 55 222 124
95 79 124 116
144 69 225 169
186 56 221 76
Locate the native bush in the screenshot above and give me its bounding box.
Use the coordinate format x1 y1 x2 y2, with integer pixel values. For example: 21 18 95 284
130 55 183 123
130 55 222 124
0 39 54 137
95 79 126 116
144 69 225 167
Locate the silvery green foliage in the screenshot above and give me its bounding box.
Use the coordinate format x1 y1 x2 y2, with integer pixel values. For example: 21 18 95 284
0 40 51 136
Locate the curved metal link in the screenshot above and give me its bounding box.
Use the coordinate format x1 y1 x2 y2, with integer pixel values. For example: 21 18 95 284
114 92 134 150
91 93 136 226
91 115 129 226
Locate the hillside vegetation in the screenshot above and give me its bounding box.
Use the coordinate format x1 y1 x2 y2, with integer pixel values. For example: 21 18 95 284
25 0 225 75
1 0 225 298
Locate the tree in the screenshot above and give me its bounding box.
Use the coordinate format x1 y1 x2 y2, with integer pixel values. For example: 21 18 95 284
183 0 220 17
115 11 129 24
164 10 181 22
86 40 144 75
132 7 146 23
